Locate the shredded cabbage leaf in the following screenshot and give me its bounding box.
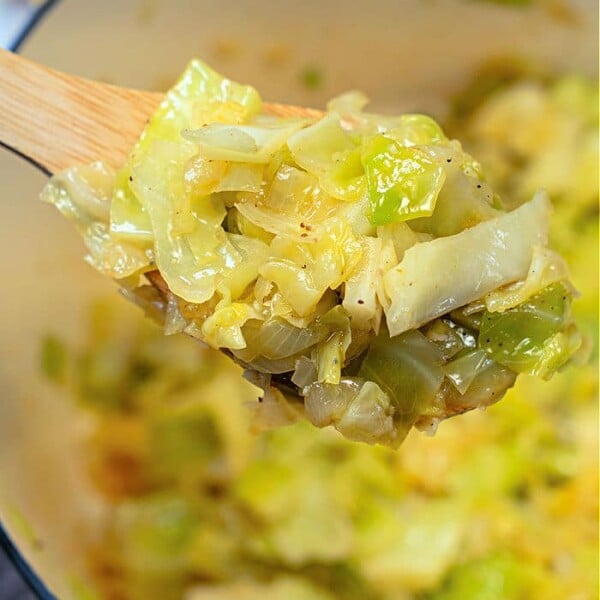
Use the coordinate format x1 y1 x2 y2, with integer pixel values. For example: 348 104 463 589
110 60 262 243
41 162 152 278
362 135 446 225
384 191 550 337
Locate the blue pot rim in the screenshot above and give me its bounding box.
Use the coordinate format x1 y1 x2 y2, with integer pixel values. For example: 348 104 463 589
6 0 61 52
0 523 56 599
2 2 62 594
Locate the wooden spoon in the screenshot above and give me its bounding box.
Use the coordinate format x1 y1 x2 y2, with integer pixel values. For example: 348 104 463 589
0 49 485 423
0 48 322 174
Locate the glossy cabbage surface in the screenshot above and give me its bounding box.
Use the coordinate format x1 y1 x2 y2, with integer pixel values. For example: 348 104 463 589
42 61 584 447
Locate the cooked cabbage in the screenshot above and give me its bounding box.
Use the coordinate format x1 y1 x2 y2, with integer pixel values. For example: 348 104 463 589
383 191 550 336
479 282 581 378
41 162 152 278
41 60 583 447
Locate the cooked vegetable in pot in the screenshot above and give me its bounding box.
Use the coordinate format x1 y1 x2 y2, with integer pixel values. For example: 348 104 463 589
41 61 584 447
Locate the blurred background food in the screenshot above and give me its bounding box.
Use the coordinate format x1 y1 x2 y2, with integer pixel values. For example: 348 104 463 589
0 1 597 599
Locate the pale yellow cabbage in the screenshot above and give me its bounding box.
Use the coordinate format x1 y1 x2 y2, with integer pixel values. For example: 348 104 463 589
384 191 550 336
42 60 583 448
41 162 151 278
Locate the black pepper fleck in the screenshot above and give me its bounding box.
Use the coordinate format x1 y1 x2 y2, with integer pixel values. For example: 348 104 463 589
357 299 365 305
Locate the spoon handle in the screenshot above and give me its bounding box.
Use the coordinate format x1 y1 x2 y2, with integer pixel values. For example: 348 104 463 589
0 48 161 174
0 49 322 175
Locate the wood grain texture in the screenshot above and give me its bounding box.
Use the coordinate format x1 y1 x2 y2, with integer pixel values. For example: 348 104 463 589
0 49 322 174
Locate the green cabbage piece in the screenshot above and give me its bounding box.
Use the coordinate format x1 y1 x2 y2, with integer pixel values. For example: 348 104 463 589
327 93 448 146
479 282 581 378
442 356 517 413
361 135 446 225
235 164 346 242
318 305 352 376
386 114 448 147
